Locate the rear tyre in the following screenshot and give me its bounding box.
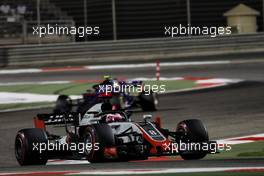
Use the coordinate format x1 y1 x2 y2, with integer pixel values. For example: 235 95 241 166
53 95 72 113
15 128 48 166
139 91 158 111
83 124 115 163
177 119 209 160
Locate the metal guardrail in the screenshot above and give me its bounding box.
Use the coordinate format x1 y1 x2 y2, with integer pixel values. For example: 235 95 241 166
1 33 264 67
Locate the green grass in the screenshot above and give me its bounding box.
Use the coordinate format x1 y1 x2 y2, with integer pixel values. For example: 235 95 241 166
238 148 264 157
205 141 264 159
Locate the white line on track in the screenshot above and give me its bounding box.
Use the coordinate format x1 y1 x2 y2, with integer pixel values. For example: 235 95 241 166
196 78 242 84
48 160 90 165
0 60 231 75
70 167 264 175
0 68 42 74
86 61 231 70
0 81 71 86
1 167 263 175
217 133 264 145
0 92 81 104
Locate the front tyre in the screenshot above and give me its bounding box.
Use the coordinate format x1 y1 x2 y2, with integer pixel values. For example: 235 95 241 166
15 128 48 166
176 119 209 160
83 124 115 163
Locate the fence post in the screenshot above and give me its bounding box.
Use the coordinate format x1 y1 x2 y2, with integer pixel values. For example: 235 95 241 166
262 0 264 31
84 0 88 41
22 20 27 44
37 0 41 44
112 0 117 40
186 0 191 28
71 20 76 42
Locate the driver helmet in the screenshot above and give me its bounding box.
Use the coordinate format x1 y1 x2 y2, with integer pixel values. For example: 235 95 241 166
101 102 112 112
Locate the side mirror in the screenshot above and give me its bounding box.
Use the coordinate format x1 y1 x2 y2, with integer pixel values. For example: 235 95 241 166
143 114 152 122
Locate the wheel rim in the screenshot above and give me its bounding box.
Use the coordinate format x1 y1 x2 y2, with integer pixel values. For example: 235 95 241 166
84 132 93 156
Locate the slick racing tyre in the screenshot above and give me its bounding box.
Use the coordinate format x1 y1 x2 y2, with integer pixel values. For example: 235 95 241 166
15 128 48 166
176 119 209 160
139 91 158 111
53 95 72 113
83 124 115 163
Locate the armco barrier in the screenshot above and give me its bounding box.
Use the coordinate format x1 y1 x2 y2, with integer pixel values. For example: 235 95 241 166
1 33 264 67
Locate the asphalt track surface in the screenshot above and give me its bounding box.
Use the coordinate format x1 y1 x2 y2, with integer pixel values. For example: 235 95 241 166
0 61 264 172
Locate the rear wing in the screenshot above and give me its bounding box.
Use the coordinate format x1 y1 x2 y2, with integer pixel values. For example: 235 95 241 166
34 113 80 129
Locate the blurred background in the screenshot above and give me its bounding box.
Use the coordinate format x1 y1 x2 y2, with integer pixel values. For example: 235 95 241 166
0 0 264 67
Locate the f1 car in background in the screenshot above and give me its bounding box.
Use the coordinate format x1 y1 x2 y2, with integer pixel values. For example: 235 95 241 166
53 77 158 114
15 102 216 165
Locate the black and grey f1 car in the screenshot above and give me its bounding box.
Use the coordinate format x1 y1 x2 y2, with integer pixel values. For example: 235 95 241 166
15 102 216 165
